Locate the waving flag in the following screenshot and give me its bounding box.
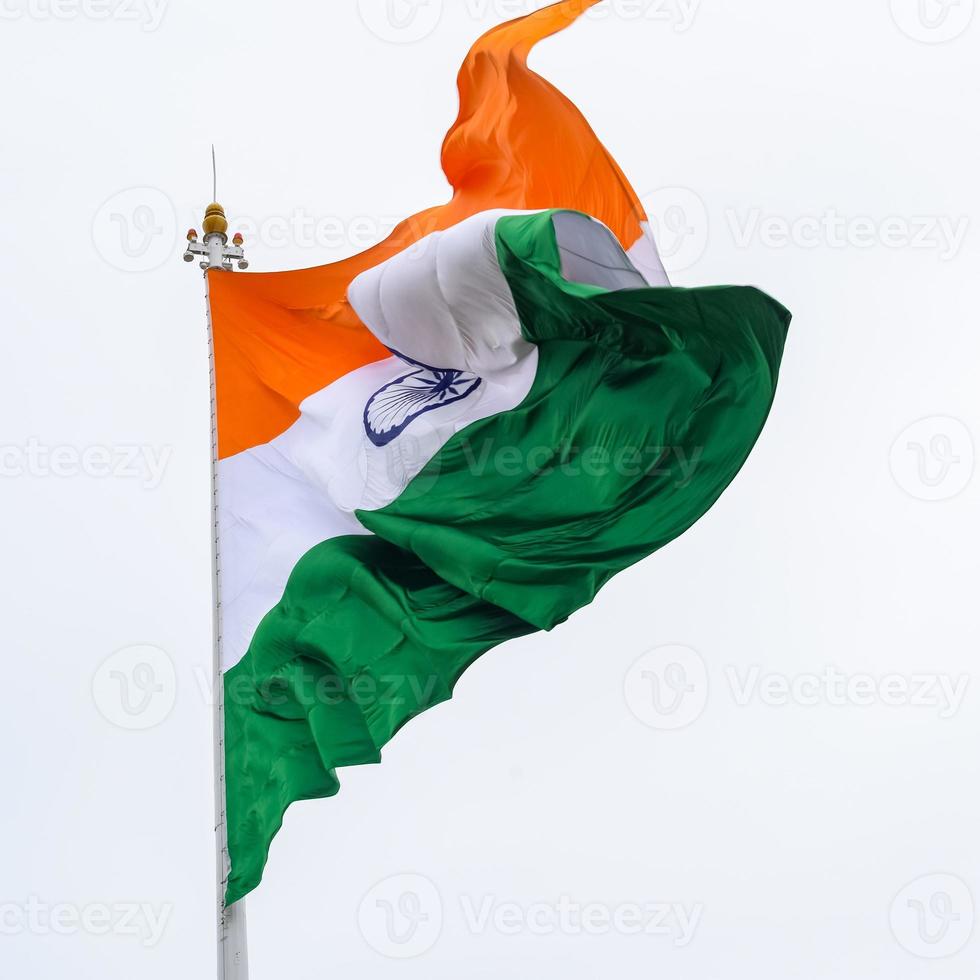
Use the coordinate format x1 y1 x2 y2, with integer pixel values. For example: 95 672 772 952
211 0 791 905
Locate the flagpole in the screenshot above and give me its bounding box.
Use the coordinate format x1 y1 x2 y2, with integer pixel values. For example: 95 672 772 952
184 195 250 980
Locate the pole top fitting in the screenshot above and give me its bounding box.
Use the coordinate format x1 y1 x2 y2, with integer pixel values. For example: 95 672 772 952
183 201 248 270
182 151 248 270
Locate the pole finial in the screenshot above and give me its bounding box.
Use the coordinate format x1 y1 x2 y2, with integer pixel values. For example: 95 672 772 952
203 202 229 236
182 146 249 271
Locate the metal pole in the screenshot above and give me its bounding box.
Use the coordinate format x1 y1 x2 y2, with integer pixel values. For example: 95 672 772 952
206 268 250 980
186 197 250 978
185 197 251 977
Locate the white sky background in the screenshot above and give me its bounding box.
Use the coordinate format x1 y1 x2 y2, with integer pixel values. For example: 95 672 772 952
1 0 979 977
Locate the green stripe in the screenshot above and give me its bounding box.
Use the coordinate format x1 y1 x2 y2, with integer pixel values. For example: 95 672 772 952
224 536 533 904
224 209 791 904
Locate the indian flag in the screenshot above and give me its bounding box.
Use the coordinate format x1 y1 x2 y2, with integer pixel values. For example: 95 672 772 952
210 0 791 905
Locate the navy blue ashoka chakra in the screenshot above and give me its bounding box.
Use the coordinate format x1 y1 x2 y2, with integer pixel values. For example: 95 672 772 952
364 354 482 447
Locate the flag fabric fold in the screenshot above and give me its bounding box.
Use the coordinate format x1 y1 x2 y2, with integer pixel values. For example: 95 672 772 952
211 1 791 906
208 0 663 461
